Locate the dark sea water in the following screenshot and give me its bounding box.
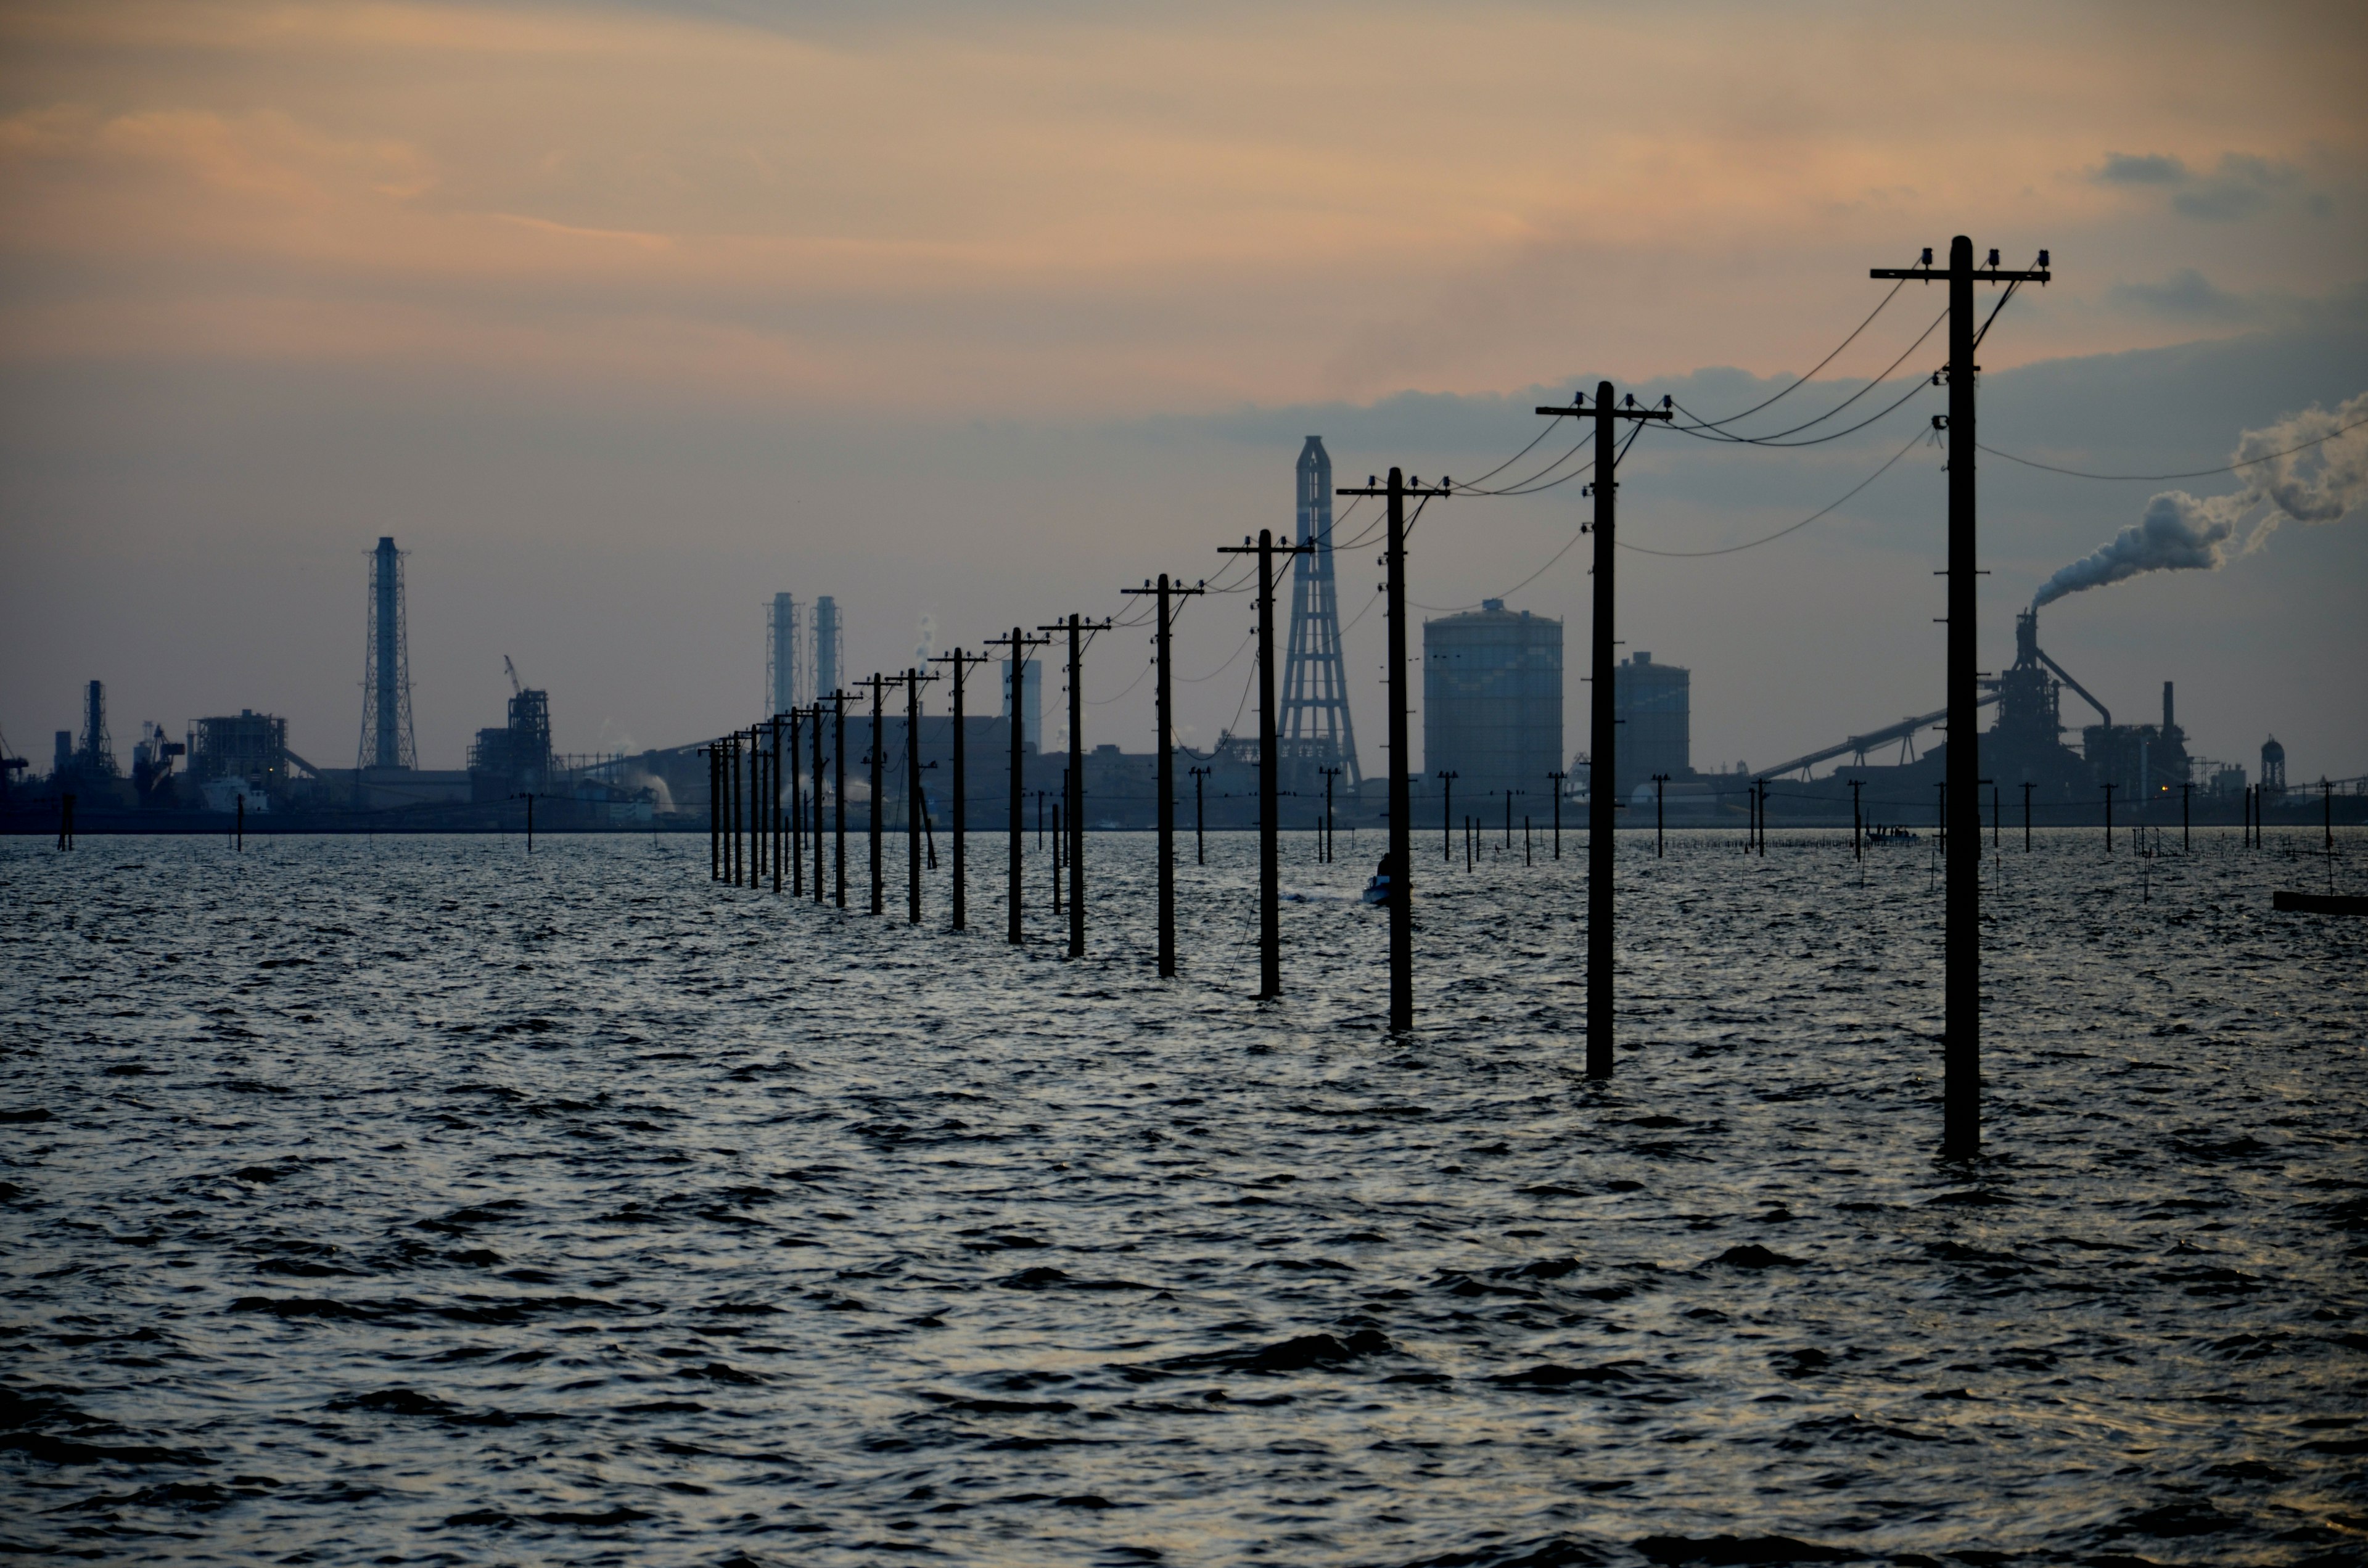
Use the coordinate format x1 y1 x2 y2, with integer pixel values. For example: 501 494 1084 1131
3 826 2364 1567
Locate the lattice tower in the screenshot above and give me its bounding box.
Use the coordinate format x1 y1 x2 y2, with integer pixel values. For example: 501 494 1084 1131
1278 437 1360 793
358 537 417 770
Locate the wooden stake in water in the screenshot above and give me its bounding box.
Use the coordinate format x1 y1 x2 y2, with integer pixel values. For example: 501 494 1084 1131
1437 771 1457 862
1190 765 1209 866
1654 773 1669 858
1548 770 1566 860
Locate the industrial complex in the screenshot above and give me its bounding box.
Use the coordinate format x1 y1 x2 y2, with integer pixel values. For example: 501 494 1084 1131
3 459 2358 834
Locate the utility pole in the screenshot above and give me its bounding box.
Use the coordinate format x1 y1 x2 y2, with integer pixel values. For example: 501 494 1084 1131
1872 237 2050 1161
1318 765 1342 863
1653 773 1669 858
831 689 849 908
1547 771 1566 860
929 648 991 930
853 674 897 914
1437 772 1458 861
812 702 829 906
1037 615 1111 959
1338 468 1451 1034
1123 574 1206 977
1190 765 1211 865
902 668 939 925
1534 385 1671 1079
2103 782 2116 852
704 745 719 879
1851 778 1865 860
987 630 1051 945
1219 530 1312 999
772 715 785 895
789 708 804 896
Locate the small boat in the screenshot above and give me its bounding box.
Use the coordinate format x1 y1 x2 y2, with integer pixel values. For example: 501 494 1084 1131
1360 875 1391 905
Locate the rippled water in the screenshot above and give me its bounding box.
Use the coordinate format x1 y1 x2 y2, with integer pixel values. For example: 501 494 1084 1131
3 827 2364 1567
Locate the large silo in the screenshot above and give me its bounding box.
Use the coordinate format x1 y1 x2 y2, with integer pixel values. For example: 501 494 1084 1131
1613 652 1688 800
1423 599 1561 814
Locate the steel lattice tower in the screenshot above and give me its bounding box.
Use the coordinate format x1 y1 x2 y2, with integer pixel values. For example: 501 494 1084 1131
1278 437 1360 793
358 536 417 771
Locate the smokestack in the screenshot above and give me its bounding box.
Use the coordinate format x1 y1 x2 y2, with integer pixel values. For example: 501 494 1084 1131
2163 681 2174 734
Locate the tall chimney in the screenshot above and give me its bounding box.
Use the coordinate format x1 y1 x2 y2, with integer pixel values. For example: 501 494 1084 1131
2162 680 2174 734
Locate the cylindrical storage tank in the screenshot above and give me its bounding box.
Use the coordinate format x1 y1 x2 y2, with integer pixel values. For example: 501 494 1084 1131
1423 599 1562 811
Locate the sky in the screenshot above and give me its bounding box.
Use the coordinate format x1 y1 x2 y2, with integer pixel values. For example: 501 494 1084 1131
3 0 2364 785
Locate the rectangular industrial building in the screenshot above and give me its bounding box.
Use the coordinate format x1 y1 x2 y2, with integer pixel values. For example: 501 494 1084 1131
1423 599 1562 814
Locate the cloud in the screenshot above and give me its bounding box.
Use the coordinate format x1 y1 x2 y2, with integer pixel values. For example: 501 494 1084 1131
2097 152 2189 184
2092 149 2309 223
2108 268 2253 322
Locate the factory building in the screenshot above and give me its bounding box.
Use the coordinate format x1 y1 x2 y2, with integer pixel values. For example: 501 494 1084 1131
1612 652 1689 801
192 710 290 810
469 683 553 803
1423 600 1562 814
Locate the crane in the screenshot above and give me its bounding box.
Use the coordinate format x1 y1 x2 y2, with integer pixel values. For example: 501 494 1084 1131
504 655 524 698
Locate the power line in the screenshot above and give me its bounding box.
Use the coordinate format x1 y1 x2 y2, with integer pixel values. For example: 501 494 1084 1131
1678 273 1911 431
1620 427 1928 558
1669 305 1947 446
1978 413 2368 481
1413 424 1642 610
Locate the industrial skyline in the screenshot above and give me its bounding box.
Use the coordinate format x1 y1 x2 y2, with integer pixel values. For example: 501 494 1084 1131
2 2 2362 794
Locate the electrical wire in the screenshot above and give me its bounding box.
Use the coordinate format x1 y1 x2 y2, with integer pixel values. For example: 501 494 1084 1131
1178 630 1255 683
1668 306 1946 446
1619 427 1926 558
1086 656 1154 705
1676 274 1911 431
1413 427 1641 610
1977 413 2368 480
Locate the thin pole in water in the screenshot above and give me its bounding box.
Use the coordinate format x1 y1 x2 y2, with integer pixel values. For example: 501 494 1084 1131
1190 766 1209 866
930 647 991 931
1438 771 1456 861
1122 574 1204 975
2181 781 2190 853
985 628 1048 945
1654 773 1669 858
2022 781 2033 853
1524 815 1532 866
1219 532 1305 998
1548 771 1565 859
2103 783 2115 853
790 709 804 896
834 691 848 908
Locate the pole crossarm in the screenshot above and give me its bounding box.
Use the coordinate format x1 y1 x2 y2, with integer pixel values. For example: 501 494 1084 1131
1532 395 1675 425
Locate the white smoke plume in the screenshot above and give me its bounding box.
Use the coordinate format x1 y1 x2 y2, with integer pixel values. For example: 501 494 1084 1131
913 611 937 668
2032 390 2368 607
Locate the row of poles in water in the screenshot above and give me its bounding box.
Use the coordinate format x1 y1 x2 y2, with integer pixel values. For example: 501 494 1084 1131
697 563 1289 993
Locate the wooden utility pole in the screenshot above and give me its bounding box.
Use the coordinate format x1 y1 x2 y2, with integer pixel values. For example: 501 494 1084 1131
929 648 992 930
1337 469 1450 1033
1036 615 1111 959
987 630 1052 945
1437 772 1457 861
1547 771 1566 860
1219 530 1312 998
853 675 898 914
1190 765 1210 865
900 668 939 924
1872 237 2049 1160
1532 384 1672 1078
1652 773 1669 858
1318 765 1342 863
1122 574 1205 976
